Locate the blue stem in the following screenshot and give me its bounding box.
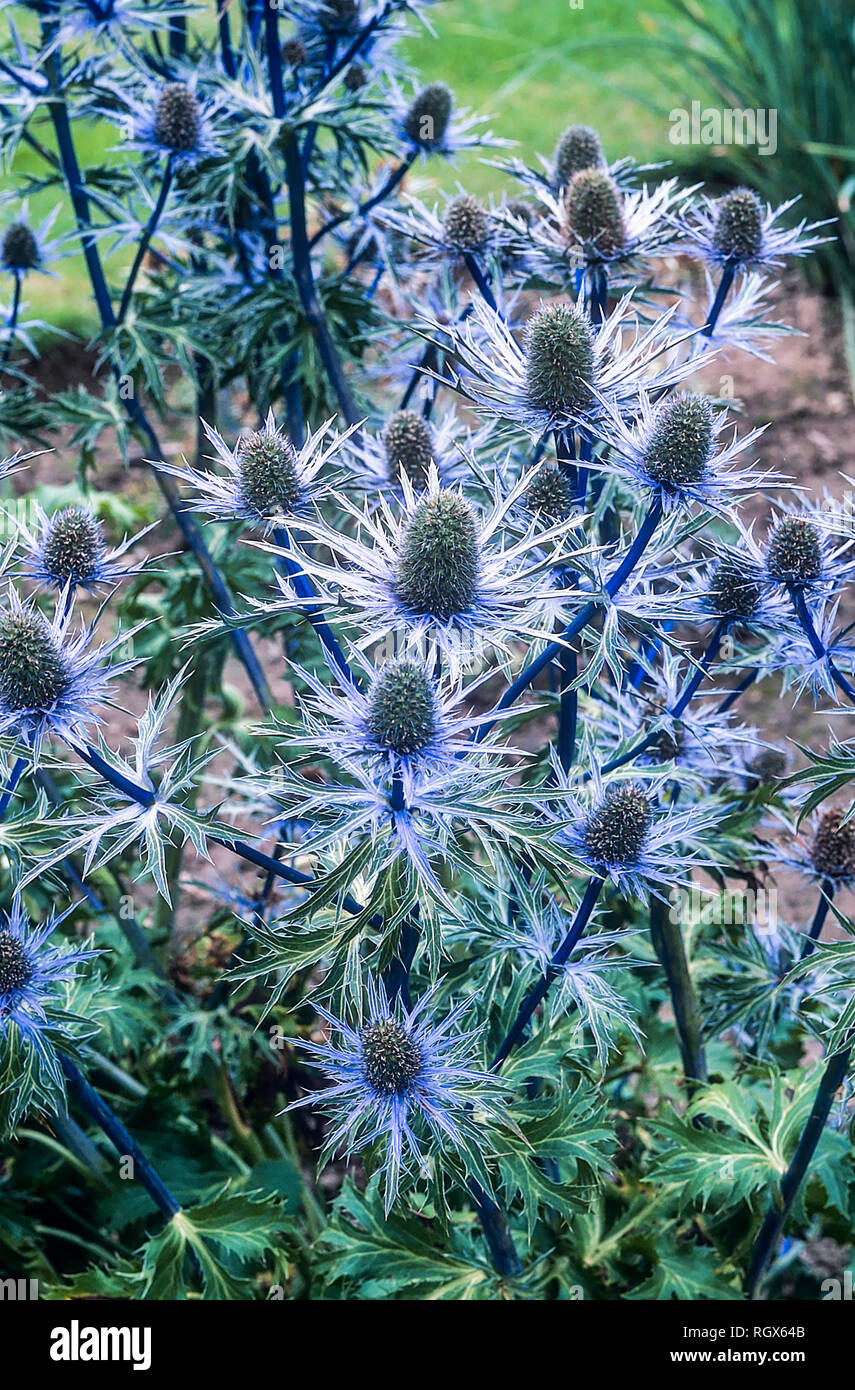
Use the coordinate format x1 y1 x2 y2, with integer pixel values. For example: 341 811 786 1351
0 754 26 819
789 586 855 705
491 876 604 1069
272 528 355 688
309 155 415 251
118 156 173 322
702 260 736 338
463 252 498 313
60 1056 181 1220
0 274 21 374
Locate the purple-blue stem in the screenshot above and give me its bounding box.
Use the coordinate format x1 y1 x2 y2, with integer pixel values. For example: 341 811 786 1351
789 586 855 705
118 155 174 323
491 875 604 1069
60 1055 182 1221
309 155 416 251
702 259 736 338
473 497 664 745
271 528 356 688
281 131 360 427
42 32 273 712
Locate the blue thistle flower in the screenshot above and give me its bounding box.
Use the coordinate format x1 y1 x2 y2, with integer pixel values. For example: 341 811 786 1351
15 503 156 592
287 979 508 1211
677 190 830 271
155 412 353 532
0 587 139 758
388 77 505 160
0 204 62 280
112 76 220 165
0 898 97 1057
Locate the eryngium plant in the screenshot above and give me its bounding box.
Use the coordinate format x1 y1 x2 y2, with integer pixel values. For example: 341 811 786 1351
0 0 850 1307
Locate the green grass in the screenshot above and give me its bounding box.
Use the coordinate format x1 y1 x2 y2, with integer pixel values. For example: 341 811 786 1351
7 0 684 337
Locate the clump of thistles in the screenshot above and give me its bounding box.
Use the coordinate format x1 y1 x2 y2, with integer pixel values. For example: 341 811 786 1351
524 303 595 414
552 124 604 185
713 188 765 262
395 492 479 622
565 169 626 255
366 659 437 756
153 83 201 154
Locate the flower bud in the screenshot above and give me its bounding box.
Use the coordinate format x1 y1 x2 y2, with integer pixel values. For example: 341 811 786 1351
383 411 434 487
395 493 479 621
524 303 595 415
2 222 39 272
525 466 574 522
552 124 604 185
237 430 302 516
0 930 29 993
712 188 764 261
403 82 453 150
366 659 436 755
710 557 764 620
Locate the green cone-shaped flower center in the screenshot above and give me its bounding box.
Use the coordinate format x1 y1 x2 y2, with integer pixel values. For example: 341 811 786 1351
765 517 823 585
525 466 574 523
153 83 201 153
403 82 453 149
553 124 604 185
366 660 436 756
712 188 764 261
442 194 489 252
525 304 595 415
583 784 653 866
0 930 29 993
237 431 302 516
383 410 434 486
810 808 855 880
0 610 69 711
2 222 39 272
42 507 105 585
566 169 626 255
642 394 714 488
395 493 479 621
710 557 764 620
361 1018 422 1095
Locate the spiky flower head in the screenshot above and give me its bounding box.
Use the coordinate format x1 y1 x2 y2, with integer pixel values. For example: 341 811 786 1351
641 393 714 489
287 981 508 1212
713 187 765 261
282 36 307 66
524 303 595 414
40 508 106 589
395 492 479 621
0 608 69 714
360 1017 422 1094
152 83 201 154
383 411 435 487
1 221 39 273
765 516 823 587
710 556 764 620
236 429 302 517
524 465 574 523
0 899 98 1064
317 0 360 33
366 659 437 756
810 809 855 881
553 124 604 185
582 784 653 867
565 169 626 255
344 61 368 91
442 193 489 252
0 928 29 994
403 82 453 150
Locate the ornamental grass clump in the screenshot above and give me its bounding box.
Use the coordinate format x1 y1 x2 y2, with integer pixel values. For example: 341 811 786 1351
0 0 851 1312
